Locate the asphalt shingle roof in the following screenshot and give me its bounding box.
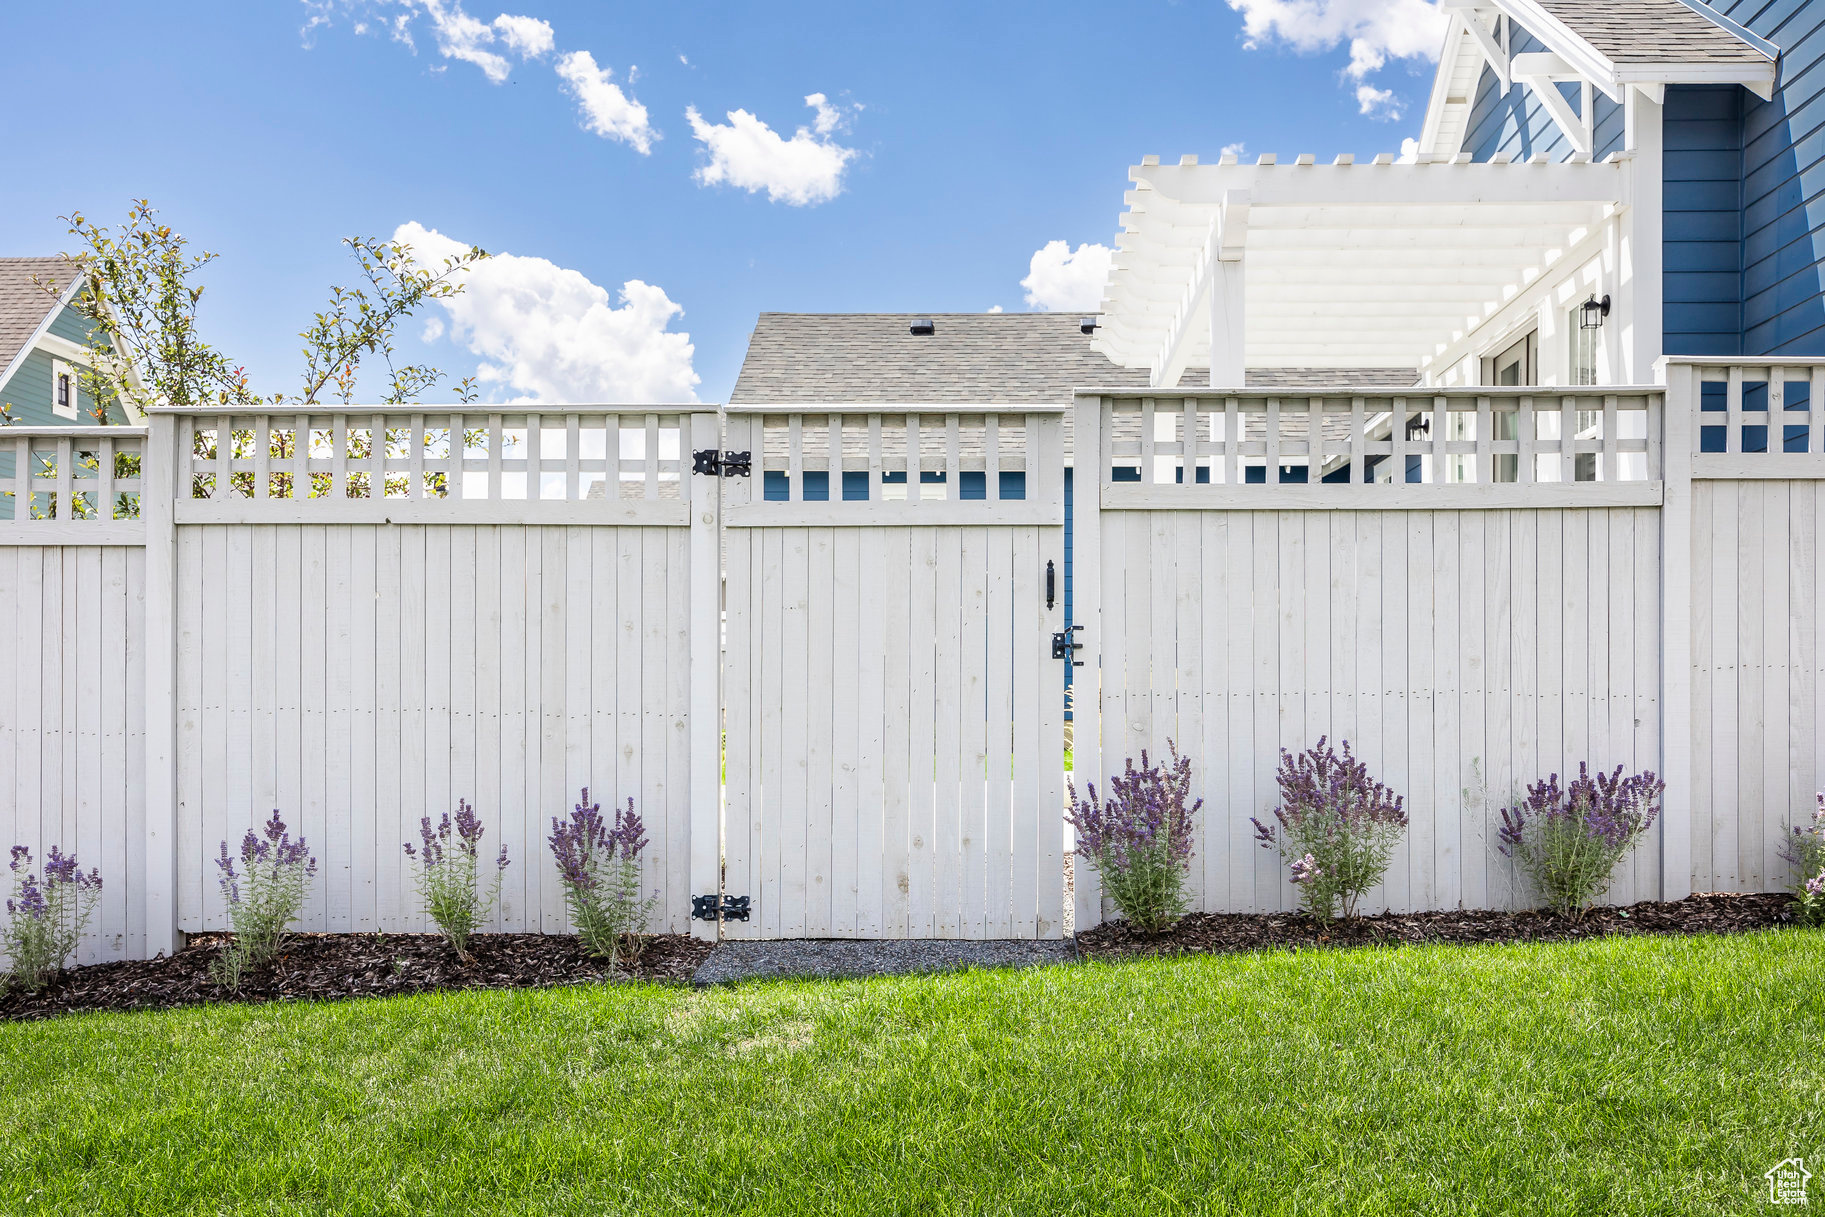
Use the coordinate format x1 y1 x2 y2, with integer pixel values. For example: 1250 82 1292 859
0 258 70 377
1537 0 1772 65
729 313 1417 405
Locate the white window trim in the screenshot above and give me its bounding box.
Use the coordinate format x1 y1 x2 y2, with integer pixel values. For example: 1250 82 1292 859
50 358 78 419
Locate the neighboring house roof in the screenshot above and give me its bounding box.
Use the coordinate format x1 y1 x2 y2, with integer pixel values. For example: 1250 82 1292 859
730 313 1150 405
0 257 75 383
730 312 1416 404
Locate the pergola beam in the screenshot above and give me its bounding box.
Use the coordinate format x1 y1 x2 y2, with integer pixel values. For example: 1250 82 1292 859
1150 190 1247 389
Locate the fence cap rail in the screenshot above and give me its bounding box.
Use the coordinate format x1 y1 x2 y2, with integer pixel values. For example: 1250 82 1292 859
1075 385 1665 400
145 402 722 417
724 401 1069 415
1 425 149 439
1663 357 1825 368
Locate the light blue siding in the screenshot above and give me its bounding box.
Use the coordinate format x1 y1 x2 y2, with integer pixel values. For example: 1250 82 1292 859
0 299 129 425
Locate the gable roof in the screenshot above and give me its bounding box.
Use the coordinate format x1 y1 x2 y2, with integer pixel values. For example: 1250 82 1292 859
729 313 1418 404
1537 0 1774 67
1418 0 1777 159
0 258 75 383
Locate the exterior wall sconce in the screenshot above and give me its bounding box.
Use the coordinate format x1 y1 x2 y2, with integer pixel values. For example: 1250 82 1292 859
1580 295 1612 330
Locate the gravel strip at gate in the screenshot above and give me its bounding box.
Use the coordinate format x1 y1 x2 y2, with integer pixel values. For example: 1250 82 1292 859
692 938 1079 986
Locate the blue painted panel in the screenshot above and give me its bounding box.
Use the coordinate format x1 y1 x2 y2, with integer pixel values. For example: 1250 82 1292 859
1709 0 1825 354
1664 85 1745 356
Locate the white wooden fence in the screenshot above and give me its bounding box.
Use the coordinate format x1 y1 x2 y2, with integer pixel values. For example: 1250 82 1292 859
1 429 148 963
0 363 1818 958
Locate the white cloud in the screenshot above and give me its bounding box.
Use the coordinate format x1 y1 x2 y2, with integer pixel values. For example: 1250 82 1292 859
1020 241 1113 313
986 305 1004 313
556 50 657 153
491 12 553 58
394 222 700 404
305 1 555 81
1226 0 1447 114
685 93 858 206
1398 137 1421 163
1356 82 1399 118
1220 141 1248 160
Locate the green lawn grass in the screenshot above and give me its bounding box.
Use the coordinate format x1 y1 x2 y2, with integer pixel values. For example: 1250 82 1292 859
2 930 1820 1216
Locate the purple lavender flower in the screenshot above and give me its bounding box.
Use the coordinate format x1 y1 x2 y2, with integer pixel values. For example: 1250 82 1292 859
1068 742 1201 932
1498 763 1664 916
4 845 103 989
404 799 508 956
1260 737 1407 920
548 787 654 963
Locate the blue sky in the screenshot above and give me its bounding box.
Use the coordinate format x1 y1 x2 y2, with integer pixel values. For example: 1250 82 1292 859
0 1 1445 404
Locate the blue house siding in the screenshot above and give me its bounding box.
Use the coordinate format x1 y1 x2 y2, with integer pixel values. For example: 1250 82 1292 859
1665 85 1746 355
1464 28 1625 163
1704 0 1825 354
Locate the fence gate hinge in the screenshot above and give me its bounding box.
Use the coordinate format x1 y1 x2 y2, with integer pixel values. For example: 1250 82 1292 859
692 449 752 478
692 894 751 922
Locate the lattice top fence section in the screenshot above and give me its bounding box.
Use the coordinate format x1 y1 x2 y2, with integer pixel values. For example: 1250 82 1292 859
1667 360 1825 477
0 427 146 524
172 408 711 507
1088 388 1663 495
723 408 1064 526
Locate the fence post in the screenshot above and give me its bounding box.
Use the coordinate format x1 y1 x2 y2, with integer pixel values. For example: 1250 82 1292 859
1660 366 1694 901
1071 393 1104 932
688 410 723 940
142 411 181 956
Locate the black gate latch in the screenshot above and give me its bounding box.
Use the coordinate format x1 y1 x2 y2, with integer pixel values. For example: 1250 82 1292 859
692 450 753 477
1052 625 1084 666
692 894 751 922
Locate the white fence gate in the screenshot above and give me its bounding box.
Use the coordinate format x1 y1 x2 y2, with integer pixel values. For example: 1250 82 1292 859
719 408 1069 939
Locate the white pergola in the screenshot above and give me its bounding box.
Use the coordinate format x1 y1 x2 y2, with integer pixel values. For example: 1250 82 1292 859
1093 153 1642 388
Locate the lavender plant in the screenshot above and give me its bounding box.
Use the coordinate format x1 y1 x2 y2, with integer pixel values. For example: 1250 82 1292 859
4 847 102 992
1068 742 1201 933
1253 737 1407 920
1777 794 1825 927
211 811 318 987
404 800 509 957
549 788 654 966
1497 763 1664 917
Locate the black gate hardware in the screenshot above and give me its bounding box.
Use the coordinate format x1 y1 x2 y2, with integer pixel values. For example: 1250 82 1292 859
1046 560 1056 610
1052 625 1084 666
692 450 754 478
692 894 751 922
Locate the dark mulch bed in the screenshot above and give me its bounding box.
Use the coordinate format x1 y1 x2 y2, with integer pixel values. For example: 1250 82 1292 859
0 932 715 1022
1076 892 1804 961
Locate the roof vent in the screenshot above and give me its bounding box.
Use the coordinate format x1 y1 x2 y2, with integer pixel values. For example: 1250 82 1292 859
1079 317 1098 335
909 318 935 335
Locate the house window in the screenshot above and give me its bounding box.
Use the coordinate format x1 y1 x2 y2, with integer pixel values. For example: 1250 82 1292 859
50 359 77 419
1569 306 1599 385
